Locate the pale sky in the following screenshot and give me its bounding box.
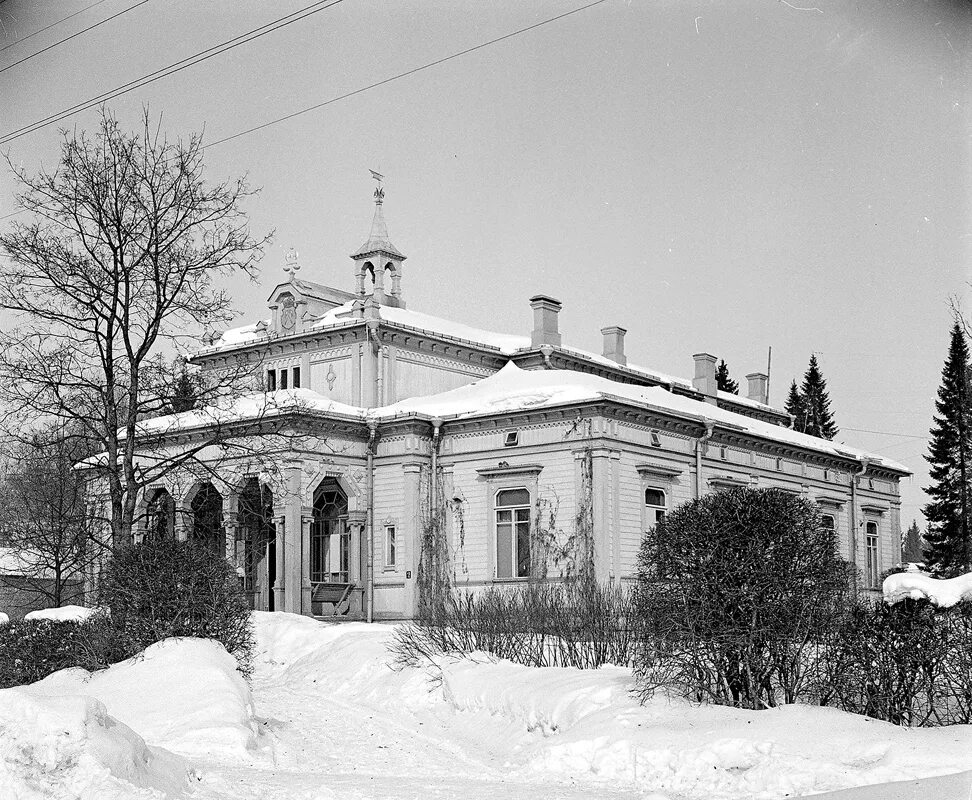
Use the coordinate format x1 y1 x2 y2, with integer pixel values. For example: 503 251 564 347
1 0 970 528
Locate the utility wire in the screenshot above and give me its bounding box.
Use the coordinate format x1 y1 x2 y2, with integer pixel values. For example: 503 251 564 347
0 0 150 76
203 0 610 152
0 0 110 55
0 0 608 220
0 0 347 145
842 426 927 440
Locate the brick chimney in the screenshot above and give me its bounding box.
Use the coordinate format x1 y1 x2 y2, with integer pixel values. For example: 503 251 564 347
600 326 627 366
530 295 562 348
692 352 718 403
746 372 769 405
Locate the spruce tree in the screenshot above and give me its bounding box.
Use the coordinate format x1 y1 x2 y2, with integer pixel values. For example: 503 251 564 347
901 520 925 564
784 380 806 433
923 321 972 576
800 355 838 440
715 359 739 394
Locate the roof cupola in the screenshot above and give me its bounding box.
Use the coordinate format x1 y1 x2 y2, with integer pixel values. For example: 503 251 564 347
352 172 406 308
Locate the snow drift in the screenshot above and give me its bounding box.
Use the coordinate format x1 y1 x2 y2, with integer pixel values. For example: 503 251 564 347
884 570 972 607
0 689 188 800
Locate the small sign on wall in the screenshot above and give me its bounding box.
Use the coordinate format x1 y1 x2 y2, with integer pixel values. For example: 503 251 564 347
406 571 412 579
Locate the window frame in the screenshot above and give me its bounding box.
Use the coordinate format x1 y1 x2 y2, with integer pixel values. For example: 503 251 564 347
494 487 532 580
384 524 397 569
267 369 277 391
644 486 668 529
292 366 301 388
865 520 880 588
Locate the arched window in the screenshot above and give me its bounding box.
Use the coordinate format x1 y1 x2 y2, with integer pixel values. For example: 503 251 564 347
190 483 223 554
820 514 836 532
495 487 531 579
645 488 667 527
145 488 174 542
311 480 349 583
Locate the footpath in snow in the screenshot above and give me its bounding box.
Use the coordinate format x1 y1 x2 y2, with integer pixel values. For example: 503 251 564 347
4 612 972 799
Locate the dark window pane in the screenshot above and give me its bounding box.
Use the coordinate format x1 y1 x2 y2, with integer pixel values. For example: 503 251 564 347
516 523 530 578
497 488 530 507
293 367 301 388
645 488 666 507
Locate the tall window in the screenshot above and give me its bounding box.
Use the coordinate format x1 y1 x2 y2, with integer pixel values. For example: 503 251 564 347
311 480 349 583
866 521 880 588
495 487 531 579
385 525 396 568
645 488 667 528
267 369 277 391
279 368 288 390
292 366 301 388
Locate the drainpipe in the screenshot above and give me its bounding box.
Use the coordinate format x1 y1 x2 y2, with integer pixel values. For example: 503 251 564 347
695 420 715 499
430 417 443 510
366 317 381 407
850 458 870 596
366 419 378 623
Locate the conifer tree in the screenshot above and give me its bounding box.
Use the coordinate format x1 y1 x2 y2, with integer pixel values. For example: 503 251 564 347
800 355 838 440
923 322 972 575
785 380 806 433
900 520 925 564
715 360 739 394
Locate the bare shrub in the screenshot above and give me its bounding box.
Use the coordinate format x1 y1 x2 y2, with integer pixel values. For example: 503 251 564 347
391 579 642 670
635 487 852 709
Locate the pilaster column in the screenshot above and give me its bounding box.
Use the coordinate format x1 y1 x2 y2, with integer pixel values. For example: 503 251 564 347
283 462 303 614
402 461 423 618
272 514 286 612
301 510 313 615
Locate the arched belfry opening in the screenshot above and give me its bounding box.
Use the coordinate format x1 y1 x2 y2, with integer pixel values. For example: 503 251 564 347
351 176 406 308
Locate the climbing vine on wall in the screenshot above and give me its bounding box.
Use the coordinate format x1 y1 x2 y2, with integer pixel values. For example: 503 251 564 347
528 415 597 583
448 494 468 578
417 463 451 621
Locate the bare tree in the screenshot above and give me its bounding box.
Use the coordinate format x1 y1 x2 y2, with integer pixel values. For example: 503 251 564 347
0 425 101 606
0 109 271 547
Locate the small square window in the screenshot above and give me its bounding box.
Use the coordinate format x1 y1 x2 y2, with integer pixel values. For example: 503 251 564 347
385 525 396 568
720 447 728 460
504 431 519 447
650 431 661 447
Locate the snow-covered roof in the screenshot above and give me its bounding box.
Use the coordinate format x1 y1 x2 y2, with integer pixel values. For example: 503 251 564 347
133 388 365 437
203 303 775 416
138 364 907 473
377 363 908 473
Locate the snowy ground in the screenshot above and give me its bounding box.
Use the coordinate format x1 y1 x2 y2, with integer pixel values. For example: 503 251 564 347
5 613 972 799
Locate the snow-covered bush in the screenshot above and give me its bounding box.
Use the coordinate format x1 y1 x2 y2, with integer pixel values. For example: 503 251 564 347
391 579 642 669
0 614 123 688
98 538 254 676
635 487 853 709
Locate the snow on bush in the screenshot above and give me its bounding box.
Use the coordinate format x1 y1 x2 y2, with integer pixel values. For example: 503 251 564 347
884 570 972 607
25 637 257 757
24 604 102 623
0 612 8 625
0 688 188 800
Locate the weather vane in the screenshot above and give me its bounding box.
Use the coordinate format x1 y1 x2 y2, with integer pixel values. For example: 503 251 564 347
370 169 385 204
284 247 300 278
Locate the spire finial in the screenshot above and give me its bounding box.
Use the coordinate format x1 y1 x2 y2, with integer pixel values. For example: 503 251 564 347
284 247 300 279
370 169 385 205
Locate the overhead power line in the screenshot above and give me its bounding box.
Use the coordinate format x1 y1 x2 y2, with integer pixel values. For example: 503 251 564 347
0 0 110 55
0 0 151 76
0 0 347 145
203 0 610 151
842 426 927 440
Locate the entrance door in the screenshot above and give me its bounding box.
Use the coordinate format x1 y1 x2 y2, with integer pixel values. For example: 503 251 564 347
311 480 349 583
